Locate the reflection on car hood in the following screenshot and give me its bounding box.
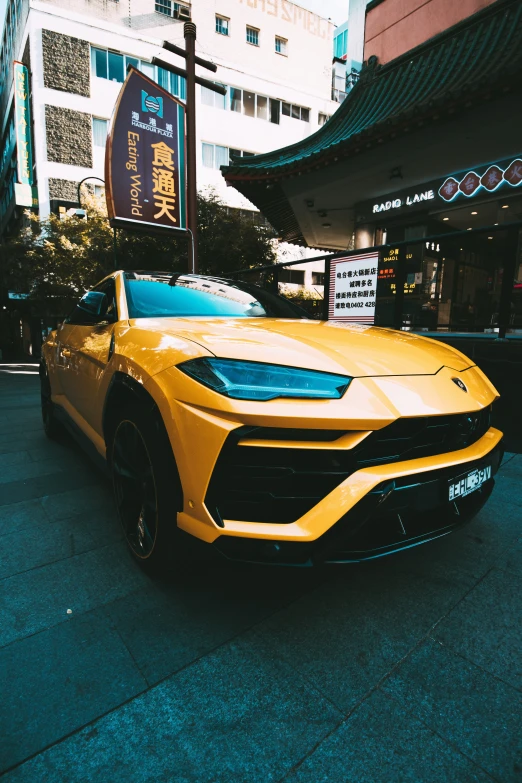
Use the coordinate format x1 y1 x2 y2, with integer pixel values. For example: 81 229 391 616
130 318 474 377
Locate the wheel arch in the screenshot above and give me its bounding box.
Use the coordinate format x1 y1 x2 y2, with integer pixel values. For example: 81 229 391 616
103 373 184 512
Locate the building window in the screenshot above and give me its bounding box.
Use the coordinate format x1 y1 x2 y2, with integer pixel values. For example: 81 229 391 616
246 26 259 46
91 46 186 99
282 102 309 122
216 15 229 35
275 36 287 55
155 0 190 19
280 269 305 285
199 81 309 126
334 29 348 59
318 112 330 126
312 272 325 286
202 143 256 169
92 118 108 147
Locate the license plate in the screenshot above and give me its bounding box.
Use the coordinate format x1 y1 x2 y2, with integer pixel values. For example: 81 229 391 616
449 464 492 501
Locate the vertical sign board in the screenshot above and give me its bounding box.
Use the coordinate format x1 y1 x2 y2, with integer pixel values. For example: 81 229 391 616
105 67 186 233
328 252 379 324
13 62 33 186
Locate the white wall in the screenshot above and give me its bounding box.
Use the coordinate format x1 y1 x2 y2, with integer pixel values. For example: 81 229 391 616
25 0 337 218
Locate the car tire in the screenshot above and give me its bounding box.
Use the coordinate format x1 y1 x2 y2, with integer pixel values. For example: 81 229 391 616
110 403 185 574
40 362 63 440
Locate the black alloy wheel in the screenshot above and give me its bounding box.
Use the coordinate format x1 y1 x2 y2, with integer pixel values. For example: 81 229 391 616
40 362 62 439
110 404 184 572
112 419 158 559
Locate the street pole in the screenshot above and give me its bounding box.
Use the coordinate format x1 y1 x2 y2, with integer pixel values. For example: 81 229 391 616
184 21 198 274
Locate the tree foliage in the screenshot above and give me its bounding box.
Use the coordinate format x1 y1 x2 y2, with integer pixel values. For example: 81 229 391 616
1 190 276 317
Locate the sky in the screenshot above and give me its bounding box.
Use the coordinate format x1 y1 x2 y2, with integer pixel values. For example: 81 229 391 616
0 0 348 34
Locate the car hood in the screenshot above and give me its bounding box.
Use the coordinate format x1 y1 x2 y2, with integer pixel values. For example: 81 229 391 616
131 318 474 377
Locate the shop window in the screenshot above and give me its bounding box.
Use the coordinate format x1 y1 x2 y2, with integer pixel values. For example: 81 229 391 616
275 36 287 55
246 26 259 46
92 118 108 147
216 15 229 35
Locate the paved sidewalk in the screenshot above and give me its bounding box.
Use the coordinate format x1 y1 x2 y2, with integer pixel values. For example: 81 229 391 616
0 364 520 782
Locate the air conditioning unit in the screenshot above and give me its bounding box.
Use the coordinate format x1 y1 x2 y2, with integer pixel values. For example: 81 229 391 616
174 3 191 20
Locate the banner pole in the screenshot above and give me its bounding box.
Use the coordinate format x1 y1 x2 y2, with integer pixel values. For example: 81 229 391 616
184 21 198 274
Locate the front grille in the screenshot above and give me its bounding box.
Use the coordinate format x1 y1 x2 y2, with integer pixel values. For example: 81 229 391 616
205 407 492 525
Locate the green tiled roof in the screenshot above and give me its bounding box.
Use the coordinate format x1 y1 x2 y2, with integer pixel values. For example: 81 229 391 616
222 0 522 243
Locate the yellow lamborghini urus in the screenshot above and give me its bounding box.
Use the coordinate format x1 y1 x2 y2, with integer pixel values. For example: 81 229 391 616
40 271 503 571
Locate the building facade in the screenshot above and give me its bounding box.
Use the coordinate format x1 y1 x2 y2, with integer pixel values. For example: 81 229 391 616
0 0 338 238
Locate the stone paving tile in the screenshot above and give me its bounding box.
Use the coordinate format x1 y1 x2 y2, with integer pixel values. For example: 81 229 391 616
433 567 522 690
0 457 81 485
0 516 103 580
0 451 31 468
382 639 522 783
387 490 522 582
104 564 326 686
0 542 149 649
282 690 491 783
249 559 474 714
0 497 48 537
492 474 522 506
0 611 147 774
40 483 114 522
0 431 53 455
0 467 98 507
498 453 522 478
1 634 343 783
495 538 522 578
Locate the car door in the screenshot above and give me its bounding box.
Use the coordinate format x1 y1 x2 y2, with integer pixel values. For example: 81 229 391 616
59 279 118 430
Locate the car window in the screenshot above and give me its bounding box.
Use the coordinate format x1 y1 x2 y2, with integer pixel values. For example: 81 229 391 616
66 279 118 325
124 274 309 319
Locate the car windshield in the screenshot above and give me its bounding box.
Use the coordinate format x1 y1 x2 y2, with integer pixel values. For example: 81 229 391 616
124 273 310 319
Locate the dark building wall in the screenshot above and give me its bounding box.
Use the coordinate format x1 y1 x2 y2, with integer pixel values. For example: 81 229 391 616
42 29 90 97
45 106 92 167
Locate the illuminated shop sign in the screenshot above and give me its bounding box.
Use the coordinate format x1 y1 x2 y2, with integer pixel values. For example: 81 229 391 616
13 62 33 186
439 158 522 202
328 252 379 324
372 190 434 213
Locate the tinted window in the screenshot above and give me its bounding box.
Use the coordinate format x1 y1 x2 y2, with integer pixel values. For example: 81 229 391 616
124 274 309 319
66 279 117 325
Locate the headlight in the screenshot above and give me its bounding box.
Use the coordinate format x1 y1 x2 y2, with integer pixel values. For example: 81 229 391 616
178 358 352 401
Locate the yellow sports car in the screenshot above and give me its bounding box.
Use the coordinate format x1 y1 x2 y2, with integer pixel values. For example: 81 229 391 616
40 271 503 571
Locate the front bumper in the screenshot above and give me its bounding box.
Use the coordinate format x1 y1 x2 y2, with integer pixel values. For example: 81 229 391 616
213 440 503 565
146 365 502 561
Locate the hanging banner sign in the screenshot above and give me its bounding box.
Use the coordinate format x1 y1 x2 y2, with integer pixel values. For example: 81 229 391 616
13 62 33 186
329 252 379 324
105 67 187 233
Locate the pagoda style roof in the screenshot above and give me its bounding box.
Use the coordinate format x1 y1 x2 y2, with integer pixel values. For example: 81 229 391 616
222 0 522 244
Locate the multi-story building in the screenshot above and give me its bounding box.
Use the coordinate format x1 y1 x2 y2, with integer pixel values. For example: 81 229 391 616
0 0 338 241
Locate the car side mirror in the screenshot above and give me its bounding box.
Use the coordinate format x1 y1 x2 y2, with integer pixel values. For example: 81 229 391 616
78 291 107 318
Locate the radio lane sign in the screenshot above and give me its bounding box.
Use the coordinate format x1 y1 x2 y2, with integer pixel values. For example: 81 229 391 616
105 67 187 233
